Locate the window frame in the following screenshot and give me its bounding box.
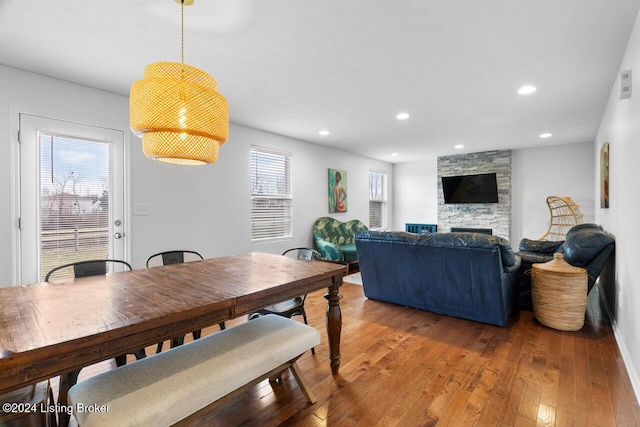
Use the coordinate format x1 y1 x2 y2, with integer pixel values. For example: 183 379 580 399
250 145 293 242
369 169 387 230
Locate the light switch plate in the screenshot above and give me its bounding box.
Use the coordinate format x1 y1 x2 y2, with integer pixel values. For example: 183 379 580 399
134 203 151 216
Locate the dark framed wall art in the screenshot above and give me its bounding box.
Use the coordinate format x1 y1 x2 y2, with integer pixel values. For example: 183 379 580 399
600 142 609 209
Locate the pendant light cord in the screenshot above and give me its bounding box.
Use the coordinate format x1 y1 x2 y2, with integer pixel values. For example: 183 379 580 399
181 0 185 64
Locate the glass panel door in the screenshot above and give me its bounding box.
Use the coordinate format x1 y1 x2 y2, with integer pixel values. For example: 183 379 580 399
19 114 126 284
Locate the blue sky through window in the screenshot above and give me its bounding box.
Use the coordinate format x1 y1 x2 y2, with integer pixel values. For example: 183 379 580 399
39 133 110 199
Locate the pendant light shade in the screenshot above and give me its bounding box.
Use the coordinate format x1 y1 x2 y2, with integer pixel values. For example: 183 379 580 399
130 62 228 165
130 0 228 165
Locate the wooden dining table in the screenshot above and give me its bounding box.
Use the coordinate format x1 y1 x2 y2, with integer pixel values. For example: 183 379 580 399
0 252 347 398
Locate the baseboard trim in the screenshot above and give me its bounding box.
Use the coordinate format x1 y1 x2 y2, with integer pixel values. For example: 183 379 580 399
597 286 640 404
611 322 640 404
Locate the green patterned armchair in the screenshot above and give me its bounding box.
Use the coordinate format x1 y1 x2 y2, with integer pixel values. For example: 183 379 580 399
312 217 368 262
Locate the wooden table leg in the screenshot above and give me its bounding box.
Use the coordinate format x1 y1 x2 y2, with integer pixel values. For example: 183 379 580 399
324 279 343 375
58 369 80 427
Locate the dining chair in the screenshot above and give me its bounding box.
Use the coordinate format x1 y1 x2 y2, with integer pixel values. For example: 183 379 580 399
145 250 226 352
45 258 133 281
45 258 145 427
248 247 321 354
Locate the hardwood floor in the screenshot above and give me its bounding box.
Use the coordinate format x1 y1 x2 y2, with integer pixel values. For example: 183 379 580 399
59 281 639 426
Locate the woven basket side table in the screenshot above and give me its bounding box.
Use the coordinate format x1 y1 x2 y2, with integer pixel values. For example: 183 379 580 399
531 252 588 331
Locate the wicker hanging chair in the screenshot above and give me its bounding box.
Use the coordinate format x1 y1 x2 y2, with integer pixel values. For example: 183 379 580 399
539 196 584 241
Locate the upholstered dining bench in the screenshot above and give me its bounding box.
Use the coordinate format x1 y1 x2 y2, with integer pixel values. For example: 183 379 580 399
68 314 320 426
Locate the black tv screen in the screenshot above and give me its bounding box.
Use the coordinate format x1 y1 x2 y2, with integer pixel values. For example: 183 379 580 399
442 173 499 204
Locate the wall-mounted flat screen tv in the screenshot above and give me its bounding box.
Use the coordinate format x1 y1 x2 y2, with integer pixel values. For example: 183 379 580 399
442 173 499 204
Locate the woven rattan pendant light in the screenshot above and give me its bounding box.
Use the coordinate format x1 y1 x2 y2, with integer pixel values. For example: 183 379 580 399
130 0 228 165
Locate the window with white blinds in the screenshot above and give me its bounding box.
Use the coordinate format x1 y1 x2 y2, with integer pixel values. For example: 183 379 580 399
369 170 386 229
250 146 292 241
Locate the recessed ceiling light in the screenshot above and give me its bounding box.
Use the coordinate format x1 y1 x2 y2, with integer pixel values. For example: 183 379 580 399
396 112 410 120
454 144 464 149
518 85 537 95
390 153 399 157
319 130 330 136
539 133 552 138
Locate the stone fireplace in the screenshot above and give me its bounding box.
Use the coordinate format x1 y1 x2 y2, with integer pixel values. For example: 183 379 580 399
437 150 511 241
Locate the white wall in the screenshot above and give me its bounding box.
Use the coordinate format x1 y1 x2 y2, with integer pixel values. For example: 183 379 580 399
129 123 393 268
594 9 640 398
393 159 438 231
0 64 392 285
511 142 595 244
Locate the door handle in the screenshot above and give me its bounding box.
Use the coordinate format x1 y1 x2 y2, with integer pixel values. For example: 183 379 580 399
114 232 124 239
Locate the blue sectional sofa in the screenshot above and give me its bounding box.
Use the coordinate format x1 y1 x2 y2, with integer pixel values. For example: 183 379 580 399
354 231 521 327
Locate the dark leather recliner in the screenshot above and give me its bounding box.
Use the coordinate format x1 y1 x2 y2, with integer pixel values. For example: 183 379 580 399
516 223 615 310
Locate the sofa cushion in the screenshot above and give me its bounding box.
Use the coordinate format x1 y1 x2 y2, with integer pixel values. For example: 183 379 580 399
562 225 614 267
340 244 358 262
518 251 553 264
315 239 341 261
355 231 516 269
518 238 564 254
420 232 516 268
354 230 418 243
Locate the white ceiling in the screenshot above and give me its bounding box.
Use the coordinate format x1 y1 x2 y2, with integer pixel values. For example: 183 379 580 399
1 0 638 163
